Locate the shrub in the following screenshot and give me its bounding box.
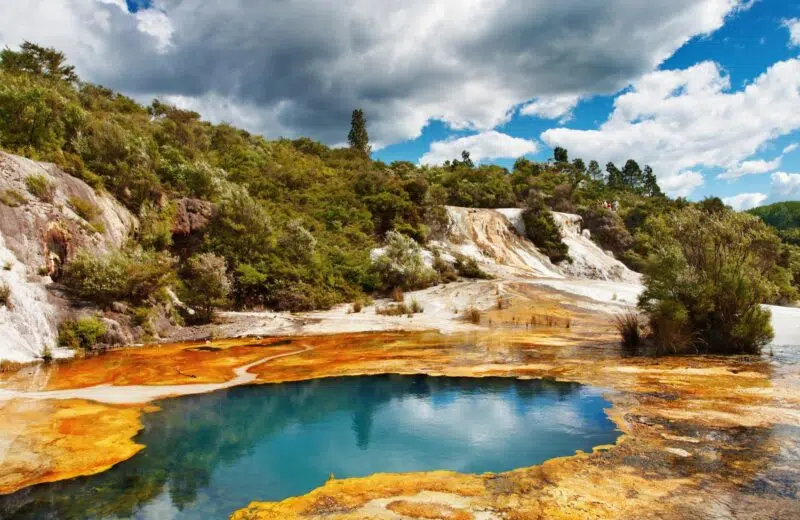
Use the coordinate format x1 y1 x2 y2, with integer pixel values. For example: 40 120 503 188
579 207 634 257
454 255 491 279
58 316 107 351
637 208 781 354
61 248 176 306
0 188 27 207
376 299 423 316
522 200 570 264
181 253 231 323
408 298 423 313
391 287 404 303
372 231 436 292
464 306 481 324
432 254 458 283
67 195 101 222
352 300 363 313
614 310 646 348
0 281 10 308
25 174 56 202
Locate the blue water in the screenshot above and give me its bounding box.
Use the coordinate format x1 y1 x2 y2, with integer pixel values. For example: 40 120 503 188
0 375 618 519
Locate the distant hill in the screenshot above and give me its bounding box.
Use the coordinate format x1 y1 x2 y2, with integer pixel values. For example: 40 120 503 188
748 201 800 245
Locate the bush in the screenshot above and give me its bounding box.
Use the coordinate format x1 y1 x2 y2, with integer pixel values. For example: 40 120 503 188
0 281 10 308
25 174 55 202
614 310 646 349
67 195 101 222
0 188 27 207
372 231 436 292
464 306 481 324
637 208 781 354
454 255 491 279
580 207 634 257
181 253 231 323
522 200 570 264
58 316 107 351
61 248 176 306
432 253 458 283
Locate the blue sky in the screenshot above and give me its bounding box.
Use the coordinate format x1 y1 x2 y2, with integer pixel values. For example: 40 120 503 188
375 0 800 207
1 0 799 208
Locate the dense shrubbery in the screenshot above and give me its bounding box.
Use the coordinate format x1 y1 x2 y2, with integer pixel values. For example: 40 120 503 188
58 316 107 351
635 208 789 354
61 248 175 306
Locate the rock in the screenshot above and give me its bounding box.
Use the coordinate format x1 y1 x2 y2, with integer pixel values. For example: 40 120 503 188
99 317 134 347
111 302 129 314
172 198 215 236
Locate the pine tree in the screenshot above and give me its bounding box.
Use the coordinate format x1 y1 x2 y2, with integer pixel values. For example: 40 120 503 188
643 165 663 197
348 108 370 156
587 160 603 181
553 146 569 163
606 162 622 189
622 159 643 191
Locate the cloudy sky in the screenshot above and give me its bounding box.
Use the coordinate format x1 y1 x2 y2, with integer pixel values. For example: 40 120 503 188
1 0 799 207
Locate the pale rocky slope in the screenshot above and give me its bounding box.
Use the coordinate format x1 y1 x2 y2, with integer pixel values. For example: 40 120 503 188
0 152 137 363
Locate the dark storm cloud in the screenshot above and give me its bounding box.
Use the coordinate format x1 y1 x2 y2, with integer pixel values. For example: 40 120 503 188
0 0 747 145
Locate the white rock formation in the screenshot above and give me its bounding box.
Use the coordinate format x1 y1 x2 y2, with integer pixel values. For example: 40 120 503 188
0 152 137 363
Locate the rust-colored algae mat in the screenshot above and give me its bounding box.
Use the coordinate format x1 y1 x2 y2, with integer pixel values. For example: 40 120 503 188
2 284 799 518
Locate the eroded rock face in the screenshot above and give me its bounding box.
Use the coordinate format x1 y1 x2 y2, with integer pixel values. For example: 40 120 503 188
0 152 138 362
171 197 215 237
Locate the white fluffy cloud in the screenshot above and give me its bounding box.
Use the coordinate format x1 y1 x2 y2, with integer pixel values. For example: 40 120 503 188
785 18 800 46
542 58 800 197
419 131 538 166
659 171 705 197
771 172 800 199
722 192 768 211
520 95 581 122
717 156 782 180
0 0 750 146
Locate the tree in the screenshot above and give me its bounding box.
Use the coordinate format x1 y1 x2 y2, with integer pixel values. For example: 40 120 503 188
522 197 570 264
183 253 231 323
606 162 622 189
637 208 784 354
642 165 662 197
587 160 603 181
622 159 643 191
572 158 586 173
372 231 436 291
553 146 568 163
347 108 370 156
0 42 77 83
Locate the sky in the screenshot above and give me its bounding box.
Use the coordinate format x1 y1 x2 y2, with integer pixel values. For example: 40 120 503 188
0 0 799 208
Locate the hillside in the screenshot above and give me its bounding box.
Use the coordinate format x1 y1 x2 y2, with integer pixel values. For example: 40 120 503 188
748 201 800 245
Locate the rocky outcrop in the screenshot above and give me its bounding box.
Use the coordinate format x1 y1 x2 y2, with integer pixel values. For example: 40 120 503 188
438 206 639 283
0 152 138 362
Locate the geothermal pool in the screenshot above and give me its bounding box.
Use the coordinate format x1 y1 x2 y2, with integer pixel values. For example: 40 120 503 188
0 375 618 519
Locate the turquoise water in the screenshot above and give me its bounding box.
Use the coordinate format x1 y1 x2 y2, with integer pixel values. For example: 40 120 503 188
0 375 618 519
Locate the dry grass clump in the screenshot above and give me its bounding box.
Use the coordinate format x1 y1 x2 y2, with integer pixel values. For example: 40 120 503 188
0 188 27 207
377 298 423 316
614 309 646 348
25 174 55 203
391 287 405 303
464 306 481 324
0 281 11 308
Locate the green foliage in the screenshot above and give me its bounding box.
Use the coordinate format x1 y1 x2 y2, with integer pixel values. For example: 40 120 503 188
637 208 782 354
748 201 800 245
0 188 27 207
1 42 77 83
347 108 370 156
454 255 491 279
58 316 107 351
24 174 55 202
579 207 634 257
372 231 436 292
522 201 570 264
61 248 176 306
67 195 100 221
182 253 231 323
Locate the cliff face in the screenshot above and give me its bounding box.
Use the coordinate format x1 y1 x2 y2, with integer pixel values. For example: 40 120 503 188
0 152 137 363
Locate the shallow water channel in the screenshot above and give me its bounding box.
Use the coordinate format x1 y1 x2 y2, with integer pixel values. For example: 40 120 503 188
0 375 619 519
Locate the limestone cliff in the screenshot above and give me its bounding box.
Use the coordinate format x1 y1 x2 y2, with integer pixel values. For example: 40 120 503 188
0 152 137 362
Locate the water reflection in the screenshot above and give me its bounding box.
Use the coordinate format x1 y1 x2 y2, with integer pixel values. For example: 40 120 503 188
0 375 618 520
